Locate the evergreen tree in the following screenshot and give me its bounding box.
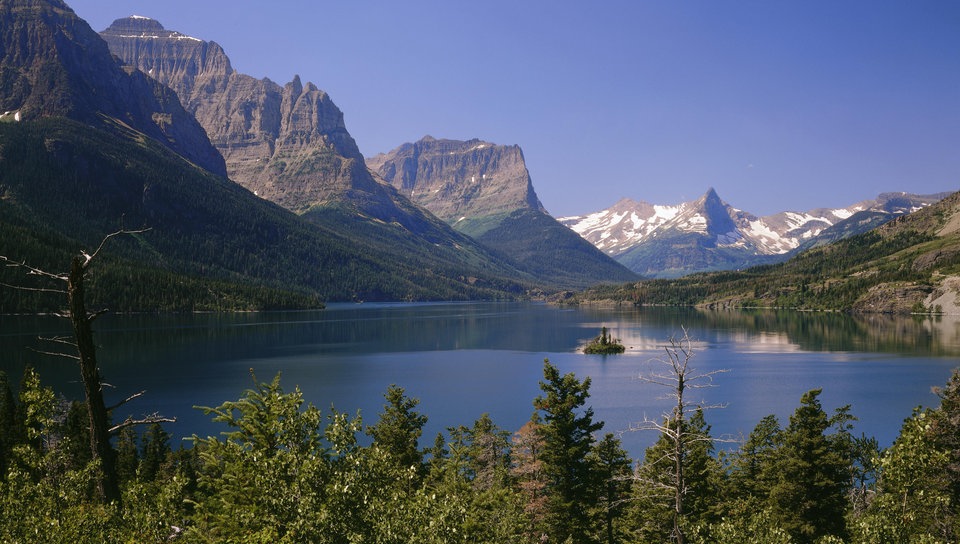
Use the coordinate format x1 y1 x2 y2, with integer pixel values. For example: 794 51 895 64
512 414 549 541
0 371 19 476
534 359 604 543
589 433 632 544
633 409 724 543
114 426 139 486
727 413 781 512
60 400 93 471
139 423 171 482
366 384 428 479
767 389 851 543
632 329 727 544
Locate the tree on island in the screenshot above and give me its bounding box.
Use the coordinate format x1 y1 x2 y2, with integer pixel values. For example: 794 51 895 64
584 326 625 354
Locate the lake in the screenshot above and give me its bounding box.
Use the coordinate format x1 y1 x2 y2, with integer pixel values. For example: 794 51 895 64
1 302 958 461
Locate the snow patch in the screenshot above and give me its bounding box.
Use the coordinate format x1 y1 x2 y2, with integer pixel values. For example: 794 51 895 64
831 208 854 220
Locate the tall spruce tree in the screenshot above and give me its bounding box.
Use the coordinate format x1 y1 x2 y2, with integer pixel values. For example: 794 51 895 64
589 433 632 544
366 384 428 479
767 389 851 543
534 359 604 543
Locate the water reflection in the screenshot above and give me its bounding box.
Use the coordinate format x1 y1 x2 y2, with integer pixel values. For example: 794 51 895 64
0 303 957 461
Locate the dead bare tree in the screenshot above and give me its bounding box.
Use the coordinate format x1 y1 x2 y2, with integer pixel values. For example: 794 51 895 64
631 327 729 544
1 229 173 503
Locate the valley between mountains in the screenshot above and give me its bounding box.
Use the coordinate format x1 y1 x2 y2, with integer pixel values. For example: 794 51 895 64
0 1 957 314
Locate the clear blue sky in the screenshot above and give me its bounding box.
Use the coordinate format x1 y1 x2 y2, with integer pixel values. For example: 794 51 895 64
67 0 959 217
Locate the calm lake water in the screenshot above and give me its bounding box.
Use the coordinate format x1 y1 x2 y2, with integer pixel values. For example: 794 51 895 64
2 302 958 461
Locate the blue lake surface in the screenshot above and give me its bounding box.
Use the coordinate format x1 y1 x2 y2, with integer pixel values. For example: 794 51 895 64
2 302 958 461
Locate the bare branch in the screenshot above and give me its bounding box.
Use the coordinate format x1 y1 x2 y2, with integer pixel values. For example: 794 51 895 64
106 390 146 412
108 413 176 435
83 228 151 269
88 309 109 323
0 280 66 295
0 255 68 281
27 347 80 361
38 335 78 347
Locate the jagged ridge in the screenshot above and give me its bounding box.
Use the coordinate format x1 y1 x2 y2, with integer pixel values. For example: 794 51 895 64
560 189 950 278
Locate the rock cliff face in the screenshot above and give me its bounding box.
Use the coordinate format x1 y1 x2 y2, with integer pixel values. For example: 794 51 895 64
368 136 637 288
101 16 391 214
0 0 226 176
367 136 546 235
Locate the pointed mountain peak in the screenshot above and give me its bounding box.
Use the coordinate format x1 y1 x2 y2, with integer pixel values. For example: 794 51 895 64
700 187 722 203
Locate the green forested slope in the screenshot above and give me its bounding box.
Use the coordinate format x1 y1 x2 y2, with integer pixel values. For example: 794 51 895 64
0 119 532 311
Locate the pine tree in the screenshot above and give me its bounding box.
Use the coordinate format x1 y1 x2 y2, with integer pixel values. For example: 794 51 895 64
534 359 604 543
767 389 851 543
366 384 428 479
589 433 632 544
139 423 171 482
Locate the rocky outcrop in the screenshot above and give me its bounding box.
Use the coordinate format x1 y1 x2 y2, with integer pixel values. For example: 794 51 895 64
101 16 391 214
367 136 545 235
368 136 637 288
0 0 226 176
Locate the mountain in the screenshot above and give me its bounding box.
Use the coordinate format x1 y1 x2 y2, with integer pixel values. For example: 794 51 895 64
99 16 397 216
560 189 949 278
367 136 546 236
0 0 225 176
577 189 960 314
368 136 637 288
0 0 539 310
99 16 614 292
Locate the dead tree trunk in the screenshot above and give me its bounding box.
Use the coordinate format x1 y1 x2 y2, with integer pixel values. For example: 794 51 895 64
67 254 120 503
3 229 172 504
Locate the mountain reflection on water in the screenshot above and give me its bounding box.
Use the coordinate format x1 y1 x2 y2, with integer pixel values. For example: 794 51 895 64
0 303 956 460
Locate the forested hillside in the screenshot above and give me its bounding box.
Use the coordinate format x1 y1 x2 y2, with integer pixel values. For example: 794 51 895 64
0 119 533 311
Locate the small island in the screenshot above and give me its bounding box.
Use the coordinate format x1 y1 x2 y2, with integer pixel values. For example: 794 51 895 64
583 326 625 354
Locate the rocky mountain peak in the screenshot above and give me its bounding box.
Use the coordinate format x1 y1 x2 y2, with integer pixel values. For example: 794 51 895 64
101 18 385 213
0 0 226 175
690 188 741 240
367 136 546 234
104 15 165 34
101 15 233 102
560 190 947 278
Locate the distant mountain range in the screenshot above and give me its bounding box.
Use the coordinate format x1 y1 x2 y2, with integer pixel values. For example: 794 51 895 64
98 15 634 292
0 0 954 311
560 189 950 278
576 190 960 315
